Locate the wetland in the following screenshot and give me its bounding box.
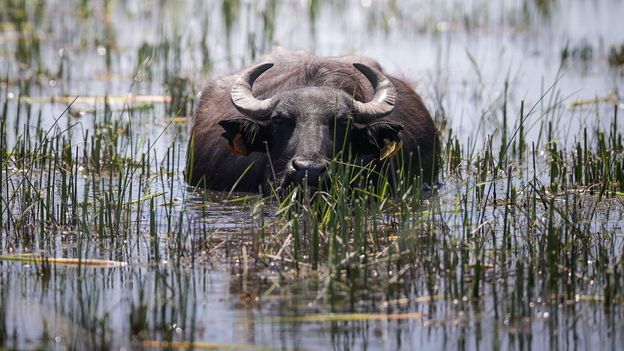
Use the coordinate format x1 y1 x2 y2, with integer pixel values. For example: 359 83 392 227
0 0 623 350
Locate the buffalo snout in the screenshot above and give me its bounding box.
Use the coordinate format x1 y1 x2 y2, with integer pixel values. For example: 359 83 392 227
286 157 328 187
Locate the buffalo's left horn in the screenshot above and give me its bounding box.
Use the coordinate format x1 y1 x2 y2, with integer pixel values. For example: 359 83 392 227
352 63 397 123
230 62 275 120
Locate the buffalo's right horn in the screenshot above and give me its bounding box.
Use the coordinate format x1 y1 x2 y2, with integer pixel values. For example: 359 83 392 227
230 62 275 120
352 63 397 123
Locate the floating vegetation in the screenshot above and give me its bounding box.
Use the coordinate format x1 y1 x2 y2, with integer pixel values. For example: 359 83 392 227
267 312 424 323
568 93 619 107
137 340 277 351
0 254 126 268
20 95 171 105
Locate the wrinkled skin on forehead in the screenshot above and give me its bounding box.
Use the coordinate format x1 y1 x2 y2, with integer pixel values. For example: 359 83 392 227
266 88 352 168
186 48 439 193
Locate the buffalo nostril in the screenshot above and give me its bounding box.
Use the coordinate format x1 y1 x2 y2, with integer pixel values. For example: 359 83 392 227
291 159 326 180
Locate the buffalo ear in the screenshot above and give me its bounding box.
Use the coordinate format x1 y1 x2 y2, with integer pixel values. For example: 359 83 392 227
352 121 404 160
218 119 270 156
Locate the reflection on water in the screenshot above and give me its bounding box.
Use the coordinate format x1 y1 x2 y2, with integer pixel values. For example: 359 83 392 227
0 0 623 350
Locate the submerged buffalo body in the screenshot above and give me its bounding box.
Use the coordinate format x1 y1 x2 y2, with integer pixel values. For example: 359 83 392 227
186 48 439 193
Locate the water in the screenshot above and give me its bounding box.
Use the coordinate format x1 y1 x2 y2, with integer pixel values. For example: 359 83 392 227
0 0 623 350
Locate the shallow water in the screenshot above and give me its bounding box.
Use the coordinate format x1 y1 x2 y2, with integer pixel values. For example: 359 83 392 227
0 0 623 350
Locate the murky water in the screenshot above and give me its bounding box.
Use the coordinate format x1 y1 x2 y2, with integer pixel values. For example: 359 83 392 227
1 0 623 350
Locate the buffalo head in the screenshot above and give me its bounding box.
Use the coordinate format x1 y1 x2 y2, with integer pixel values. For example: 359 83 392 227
218 62 404 191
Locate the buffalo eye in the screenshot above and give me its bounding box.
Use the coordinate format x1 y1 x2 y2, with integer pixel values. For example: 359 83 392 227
270 113 294 128
331 113 352 126
328 114 352 139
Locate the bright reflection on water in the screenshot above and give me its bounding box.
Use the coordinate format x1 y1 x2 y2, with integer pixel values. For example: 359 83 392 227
0 0 623 350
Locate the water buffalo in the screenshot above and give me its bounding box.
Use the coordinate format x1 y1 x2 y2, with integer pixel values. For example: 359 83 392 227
186 48 439 193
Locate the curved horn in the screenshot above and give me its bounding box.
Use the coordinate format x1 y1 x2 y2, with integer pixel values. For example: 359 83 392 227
230 62 275 120
351 63 397 123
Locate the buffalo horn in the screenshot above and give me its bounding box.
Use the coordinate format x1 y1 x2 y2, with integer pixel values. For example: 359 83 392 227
230 62 275 120
352 63 397 122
